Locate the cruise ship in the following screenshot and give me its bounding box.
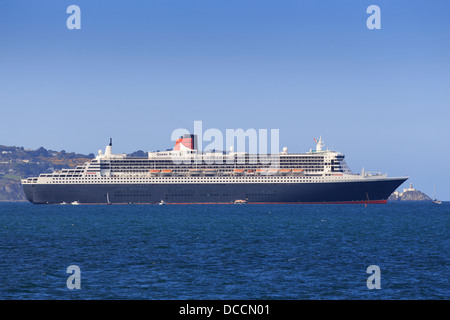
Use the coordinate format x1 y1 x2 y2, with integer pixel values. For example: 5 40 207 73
21 135 408 204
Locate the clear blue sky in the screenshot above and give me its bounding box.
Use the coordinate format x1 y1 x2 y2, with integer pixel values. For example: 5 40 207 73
0 1 449 199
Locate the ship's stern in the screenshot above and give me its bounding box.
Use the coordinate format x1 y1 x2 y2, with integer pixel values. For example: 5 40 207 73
21 180 35 203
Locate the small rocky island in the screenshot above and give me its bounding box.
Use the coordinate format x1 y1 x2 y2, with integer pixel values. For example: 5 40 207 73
388 183 432 201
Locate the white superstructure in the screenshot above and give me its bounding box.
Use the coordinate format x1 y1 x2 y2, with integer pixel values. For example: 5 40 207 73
22 136 393 187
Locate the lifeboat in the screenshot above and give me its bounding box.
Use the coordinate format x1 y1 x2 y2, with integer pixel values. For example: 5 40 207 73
234 169 245 174
150 169 160 175
292 169 304 174
280 169 292 174
161 169 173 175
203 169 217 176
189 169 202 176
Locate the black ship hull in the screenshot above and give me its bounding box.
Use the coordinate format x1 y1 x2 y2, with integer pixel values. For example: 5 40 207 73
22 178 407 204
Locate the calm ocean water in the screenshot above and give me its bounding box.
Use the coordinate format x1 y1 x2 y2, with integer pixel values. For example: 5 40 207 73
0 202 448 300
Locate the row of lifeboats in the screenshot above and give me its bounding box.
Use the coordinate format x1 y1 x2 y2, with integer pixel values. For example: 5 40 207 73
148 168 304 176
234 169 304 175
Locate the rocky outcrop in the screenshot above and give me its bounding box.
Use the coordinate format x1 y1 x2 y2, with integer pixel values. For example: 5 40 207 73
388 184 432 201
0 179 26 201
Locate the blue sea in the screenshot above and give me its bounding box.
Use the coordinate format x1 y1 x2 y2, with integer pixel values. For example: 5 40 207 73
0 202 448 300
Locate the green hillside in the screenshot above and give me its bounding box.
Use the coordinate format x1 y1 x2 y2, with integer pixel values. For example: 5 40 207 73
0 145 94 201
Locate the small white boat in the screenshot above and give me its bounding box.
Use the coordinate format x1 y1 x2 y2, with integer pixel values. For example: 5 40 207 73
71 201 80 205
159 200 166 205
432 186 442 204
60 202 68 205
234 199 247 205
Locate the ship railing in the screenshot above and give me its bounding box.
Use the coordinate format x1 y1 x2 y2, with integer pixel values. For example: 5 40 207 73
362 171 386 177
114 169 324 178
135 170 314 178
